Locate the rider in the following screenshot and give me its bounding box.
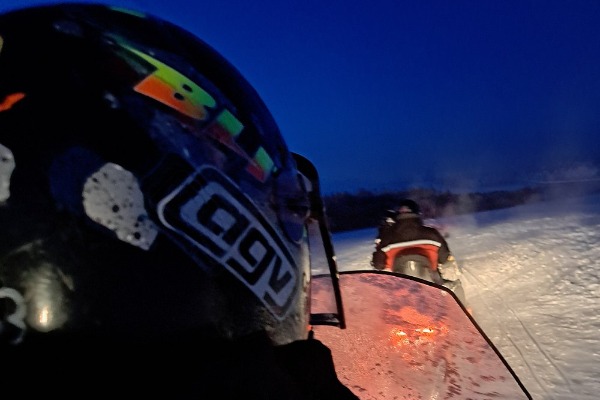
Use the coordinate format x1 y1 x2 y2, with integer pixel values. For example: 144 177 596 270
0 4 357 398
371 199 466 303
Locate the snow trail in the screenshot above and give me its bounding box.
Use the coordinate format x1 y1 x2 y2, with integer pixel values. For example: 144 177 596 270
332 193 600 399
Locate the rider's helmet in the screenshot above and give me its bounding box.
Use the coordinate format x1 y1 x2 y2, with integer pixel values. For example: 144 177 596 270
0 3 335 349
396 199 421 216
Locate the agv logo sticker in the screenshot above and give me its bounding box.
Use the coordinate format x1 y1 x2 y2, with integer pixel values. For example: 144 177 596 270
156 166 297 319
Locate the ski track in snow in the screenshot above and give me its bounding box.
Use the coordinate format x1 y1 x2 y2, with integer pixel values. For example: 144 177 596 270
332 193 600 400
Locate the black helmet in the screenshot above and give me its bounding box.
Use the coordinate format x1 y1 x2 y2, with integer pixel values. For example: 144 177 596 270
396 199 421 215
0 3 341 348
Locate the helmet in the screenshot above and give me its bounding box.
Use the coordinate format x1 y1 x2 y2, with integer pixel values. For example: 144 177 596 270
0 3 338 348
396 199 421 215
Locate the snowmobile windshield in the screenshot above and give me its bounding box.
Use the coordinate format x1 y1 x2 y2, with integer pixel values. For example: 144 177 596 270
312 270 532 399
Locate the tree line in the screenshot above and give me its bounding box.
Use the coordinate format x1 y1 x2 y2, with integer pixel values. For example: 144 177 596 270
321 186 543 233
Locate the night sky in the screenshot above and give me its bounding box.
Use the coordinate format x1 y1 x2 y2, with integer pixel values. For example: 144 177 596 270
3 0 600 194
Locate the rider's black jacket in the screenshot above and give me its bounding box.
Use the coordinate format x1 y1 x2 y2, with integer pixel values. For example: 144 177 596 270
374 213 451 266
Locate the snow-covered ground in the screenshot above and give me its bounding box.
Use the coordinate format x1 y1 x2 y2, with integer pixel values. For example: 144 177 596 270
331 193 600 400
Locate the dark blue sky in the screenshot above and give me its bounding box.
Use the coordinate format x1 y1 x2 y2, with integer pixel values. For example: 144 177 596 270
3 0 600 194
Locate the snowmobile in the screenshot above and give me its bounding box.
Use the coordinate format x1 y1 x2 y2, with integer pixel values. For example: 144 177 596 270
297 154 530 399
310 271 530 399
373 241 468 307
